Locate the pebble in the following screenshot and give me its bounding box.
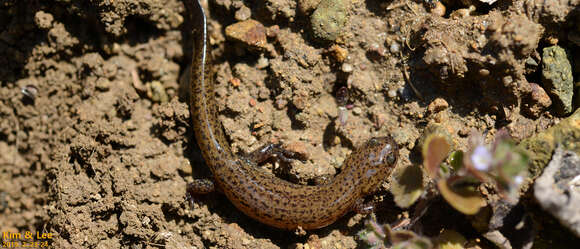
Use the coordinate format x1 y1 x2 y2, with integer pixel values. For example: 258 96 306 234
387 89 397 98
235 6 252 21
330 44 348 62
542 45 573 115
341 63 353 73
479 68 490 76
429 1 446 17
266 25 280 38
534 148 580 237
523 83 552 118
256 55 269 69
283 141 310 161
389 42 400 54
427 98 449 114
34 11 53 30
225 19 268 50
310 0 350 42
147 81 168 103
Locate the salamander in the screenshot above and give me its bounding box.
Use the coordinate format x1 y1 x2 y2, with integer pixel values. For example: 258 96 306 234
186 0 399 230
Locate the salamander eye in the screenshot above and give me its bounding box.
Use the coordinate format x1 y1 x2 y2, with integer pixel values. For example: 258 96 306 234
386 153 396 165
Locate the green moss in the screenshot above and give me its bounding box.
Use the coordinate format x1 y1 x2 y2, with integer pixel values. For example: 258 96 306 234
519 108 580 178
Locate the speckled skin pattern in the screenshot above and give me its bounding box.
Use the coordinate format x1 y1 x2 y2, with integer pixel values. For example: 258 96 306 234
187 0 399 230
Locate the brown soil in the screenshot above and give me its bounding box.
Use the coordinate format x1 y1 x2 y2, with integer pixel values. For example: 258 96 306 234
0 0 578 248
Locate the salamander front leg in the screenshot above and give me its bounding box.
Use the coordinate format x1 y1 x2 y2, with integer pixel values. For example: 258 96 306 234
354 198 377 215
247 143 306 165
186 179 216 206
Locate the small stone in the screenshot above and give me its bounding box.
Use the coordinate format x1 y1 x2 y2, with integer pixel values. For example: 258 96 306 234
525 57 538 67
429 1 446 17
249 98 257 107
542 45 573 115
310 0 350 42
283 141 310 161
341 63 353 73
387 89 397 98
534 148 580 237
330 44 348 62
522 83 552 118
34 11 53 30
256 55 269 69
479 68 490 76
230 77 241 87
427 98 449 114
147 81 168 103
225 19 268 50
235 6 252 21
389 42 400 53
266 25 280 38
352 106 362 115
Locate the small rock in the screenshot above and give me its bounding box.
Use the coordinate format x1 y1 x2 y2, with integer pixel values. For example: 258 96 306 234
389 41 400 54
541 45 573 115
427 97 449 114
522 83 552 118
256 55 269 69
310 0 350 42
230 77 241 87
534 147 580 237
429 1 446 17
330 44 348 62
266 25 280 38
147 81 168 103
387 89 397 98
283 141 310 161
225 19 268 50
479 68 490 76
341 63 353 73
34 11 53 30
235 6 252 21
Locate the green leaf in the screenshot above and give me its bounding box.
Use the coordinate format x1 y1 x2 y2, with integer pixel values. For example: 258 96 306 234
448 151 464 171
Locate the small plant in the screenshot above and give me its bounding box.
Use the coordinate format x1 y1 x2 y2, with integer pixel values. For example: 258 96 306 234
423 129 529 214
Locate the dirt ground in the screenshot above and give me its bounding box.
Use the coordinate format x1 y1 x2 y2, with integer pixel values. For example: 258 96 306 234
0 0 579 248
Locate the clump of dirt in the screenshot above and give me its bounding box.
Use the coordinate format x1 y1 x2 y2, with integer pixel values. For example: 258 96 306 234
0 0 579 248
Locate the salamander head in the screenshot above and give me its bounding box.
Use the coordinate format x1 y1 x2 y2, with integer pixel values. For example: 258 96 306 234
357 136 399 195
